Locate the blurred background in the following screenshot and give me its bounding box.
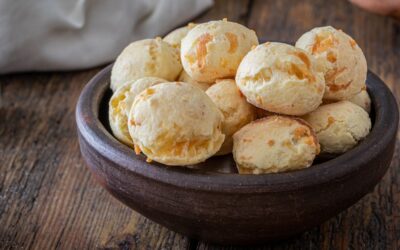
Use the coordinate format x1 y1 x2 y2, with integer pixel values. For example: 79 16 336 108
1 0 400 249
0 0 398 74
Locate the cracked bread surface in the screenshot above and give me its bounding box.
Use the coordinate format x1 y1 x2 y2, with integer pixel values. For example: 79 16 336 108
296 26 367 101
111 38 182 91
233 116 320 174
206 79 255 155
235 42 325 116
109 77 167 147
303 101 371 153
128 82 224 166
181 19 258 83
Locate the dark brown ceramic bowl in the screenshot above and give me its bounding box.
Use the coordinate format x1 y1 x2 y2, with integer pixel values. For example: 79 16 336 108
76 64 398 244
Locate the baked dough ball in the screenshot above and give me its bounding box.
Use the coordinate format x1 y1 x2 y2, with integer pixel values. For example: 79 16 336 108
349 88 371 113
296 26 367 101
110 38 182 91
163 23 196 49
178 70 212 91
206 79 255 155
128 82 225 165
303 101 371 154
181 19 258 83
109 77 167 147
233 116 320 174
236 42 325 116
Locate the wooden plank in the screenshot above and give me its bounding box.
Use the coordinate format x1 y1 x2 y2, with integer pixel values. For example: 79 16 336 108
0 69 192 249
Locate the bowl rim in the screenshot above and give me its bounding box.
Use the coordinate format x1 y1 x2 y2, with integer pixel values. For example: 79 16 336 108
76 64 398 193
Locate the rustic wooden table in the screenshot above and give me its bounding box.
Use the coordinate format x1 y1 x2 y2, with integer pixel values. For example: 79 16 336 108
1 0 399 249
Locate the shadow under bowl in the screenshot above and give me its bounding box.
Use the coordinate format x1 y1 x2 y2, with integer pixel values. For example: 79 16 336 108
76 64 398 244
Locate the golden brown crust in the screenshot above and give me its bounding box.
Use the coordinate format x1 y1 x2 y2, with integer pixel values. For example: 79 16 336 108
196 33 213 69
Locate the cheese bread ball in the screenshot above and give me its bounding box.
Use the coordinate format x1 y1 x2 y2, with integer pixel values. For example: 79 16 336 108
233 116 320 174
128 82 225 165
110 38 182 91
163 23 196 49
178 70 212 91
349 88 371 113
206 79 255 155
181 19 258 83
296 26 367 101
236 42 325 116
109 77 167 147
303 101 371 154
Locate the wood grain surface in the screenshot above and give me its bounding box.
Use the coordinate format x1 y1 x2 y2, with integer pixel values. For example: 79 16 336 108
1 0 399 249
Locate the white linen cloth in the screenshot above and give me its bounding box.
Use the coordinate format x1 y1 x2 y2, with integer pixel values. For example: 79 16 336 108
0 0 213 73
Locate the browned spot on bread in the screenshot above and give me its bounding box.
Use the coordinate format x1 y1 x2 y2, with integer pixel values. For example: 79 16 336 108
185 54 196 64
325 67 351 92
240 155 253 160
288 63 316 83
349 38 357 49
293 127 310 140
146 158 153 163
134 145 141 155
220 58 228 68
327 51 337 63
285 117 319 152
146 88 155 95
268 139 275 146
292 51 311 69
282 139 292 148
145 62 156 73
312 34 337 54
327 116 335 125
328 80 352 92
305 137 315 146
228 68 236 74
256 95 263 105
252 68 272 83
317 84 324 93
196 33 213 69
361 85 367 91
225 32 238 54
242 138 252 143
325 67 347 84
237 165 257 174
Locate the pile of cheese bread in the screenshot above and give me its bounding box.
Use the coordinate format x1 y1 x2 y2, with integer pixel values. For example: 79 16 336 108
108 19 371 174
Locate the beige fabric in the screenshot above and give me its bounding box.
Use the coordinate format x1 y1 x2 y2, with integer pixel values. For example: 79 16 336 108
0 0 213 73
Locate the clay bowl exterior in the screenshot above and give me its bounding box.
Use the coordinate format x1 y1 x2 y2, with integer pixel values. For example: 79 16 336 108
76 64 398 244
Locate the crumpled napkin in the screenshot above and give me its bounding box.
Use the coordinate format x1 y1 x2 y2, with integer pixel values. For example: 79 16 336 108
0 0 213 73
